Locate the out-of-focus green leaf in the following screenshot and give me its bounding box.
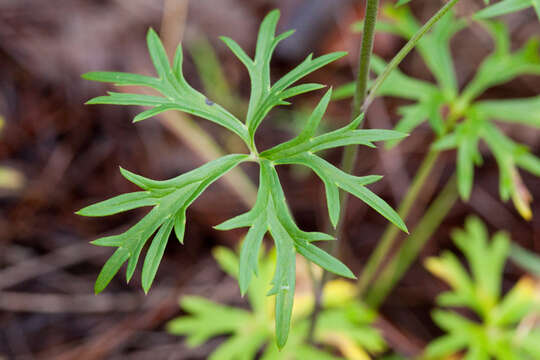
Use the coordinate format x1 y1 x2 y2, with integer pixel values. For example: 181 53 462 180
425 217 540 359
460 22 540 105
509 242 540 276
475 0 540 21
473 96 540 128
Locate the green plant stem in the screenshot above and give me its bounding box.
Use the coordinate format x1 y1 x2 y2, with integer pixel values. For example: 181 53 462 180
366 174 459 308
353 0 380 118
307 0 380 345
357 150 440 296
362 0 462 112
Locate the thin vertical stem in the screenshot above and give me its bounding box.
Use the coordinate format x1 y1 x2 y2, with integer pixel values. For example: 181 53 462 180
353 0 380 118
307 0 380 344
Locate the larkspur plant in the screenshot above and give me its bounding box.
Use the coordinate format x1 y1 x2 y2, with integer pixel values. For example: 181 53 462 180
78 10 408 347
338 6 540 219
425 217 540 359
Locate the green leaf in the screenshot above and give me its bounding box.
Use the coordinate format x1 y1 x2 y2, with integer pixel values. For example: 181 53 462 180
147 28 174 82
167 296 251 347
238 216 267 295
473 96 540 128
425 334 469 358
461 22 540 104
426 217 540 359
77 191 157 217
509 242 540 276
480 122 519 201
295 240 356 279
212 246 240 279
475 0 535 20
82 10 413 350
94 247 130 294
266 205 296 349
456 134 477 201
174 210 187 244
81 71 162 89
86 92 169 106
132 104 181 123
141 218 174 293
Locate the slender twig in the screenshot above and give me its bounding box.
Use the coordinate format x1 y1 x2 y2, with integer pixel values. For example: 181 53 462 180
357 150 440 295
366 174 459 308
307 0 380 344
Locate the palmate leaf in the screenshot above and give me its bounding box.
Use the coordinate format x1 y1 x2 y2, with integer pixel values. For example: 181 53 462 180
80 10 409 349
77 154 248 293
83 29 250 145
220 9 346 138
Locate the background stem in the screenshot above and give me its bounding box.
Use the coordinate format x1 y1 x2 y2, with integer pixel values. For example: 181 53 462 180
357 150 440 296
366 174 459 308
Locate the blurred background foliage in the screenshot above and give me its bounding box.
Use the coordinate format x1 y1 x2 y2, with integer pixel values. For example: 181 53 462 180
0 0 539 359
